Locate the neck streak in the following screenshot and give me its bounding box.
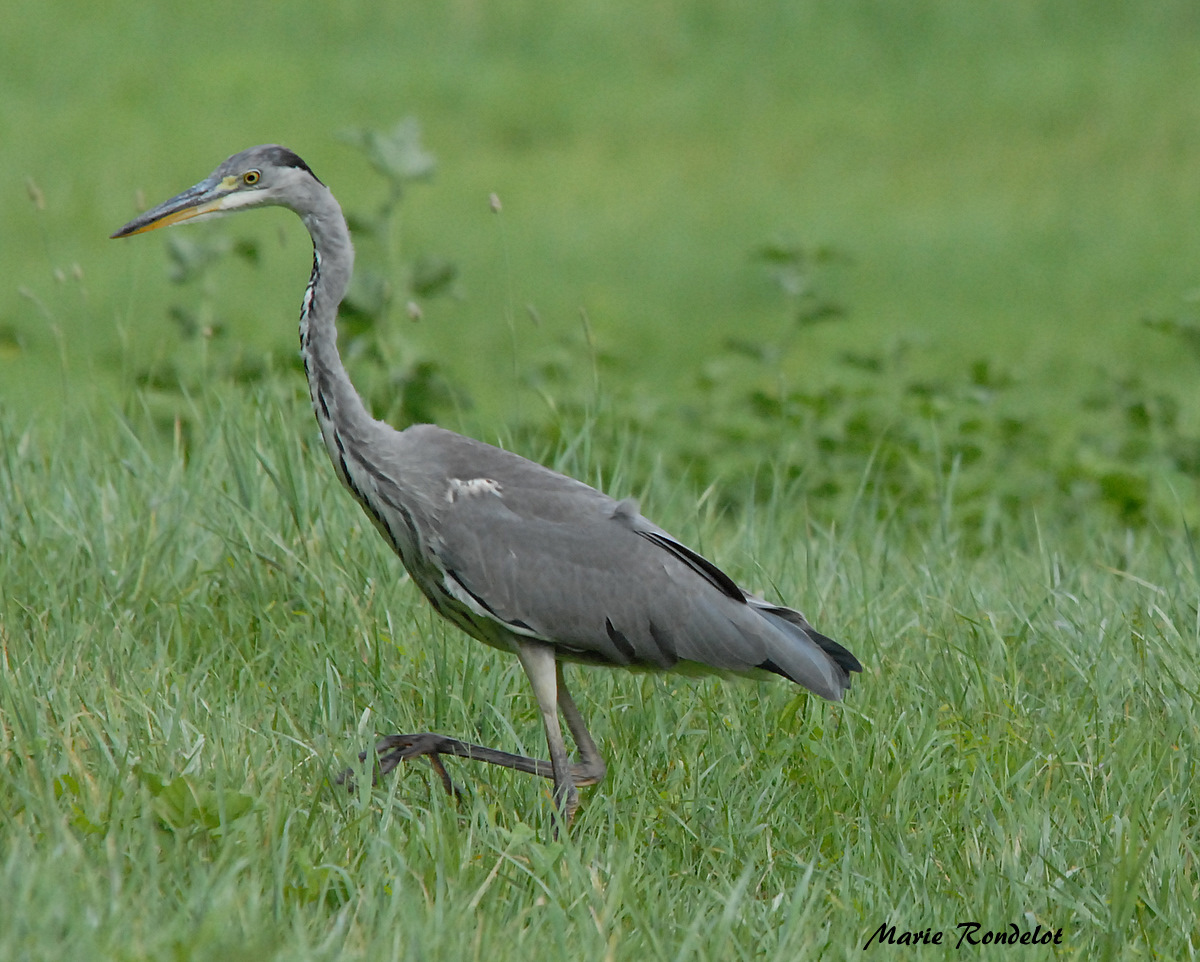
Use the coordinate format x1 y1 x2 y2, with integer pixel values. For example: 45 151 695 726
295 186 376 472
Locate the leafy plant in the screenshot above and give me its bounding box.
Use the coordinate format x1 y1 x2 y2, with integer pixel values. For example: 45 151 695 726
504 242 1200 542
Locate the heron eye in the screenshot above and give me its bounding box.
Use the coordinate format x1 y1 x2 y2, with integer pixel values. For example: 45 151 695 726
242 170 261 186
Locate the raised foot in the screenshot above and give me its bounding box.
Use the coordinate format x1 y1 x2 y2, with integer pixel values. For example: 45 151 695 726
335 729 604 839
335 733 468 798
335 730 602 792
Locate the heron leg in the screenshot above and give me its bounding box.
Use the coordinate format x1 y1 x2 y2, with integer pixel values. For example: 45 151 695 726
556 663 606 787
336 650 607 829
516 640 578 828
337 732 543 787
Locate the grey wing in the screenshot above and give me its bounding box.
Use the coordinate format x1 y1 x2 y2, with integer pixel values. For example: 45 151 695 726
390 429 860 701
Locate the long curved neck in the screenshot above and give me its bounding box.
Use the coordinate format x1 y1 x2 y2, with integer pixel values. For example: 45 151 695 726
296 186 377 460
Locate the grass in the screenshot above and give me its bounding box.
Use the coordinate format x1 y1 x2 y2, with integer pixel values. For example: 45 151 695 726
5 1 1200 958
3 386 1200 959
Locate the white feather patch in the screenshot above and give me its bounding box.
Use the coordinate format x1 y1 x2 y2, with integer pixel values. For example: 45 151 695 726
446 477 503 502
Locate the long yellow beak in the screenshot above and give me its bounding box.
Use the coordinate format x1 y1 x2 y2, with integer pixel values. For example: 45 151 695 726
111 176 232 238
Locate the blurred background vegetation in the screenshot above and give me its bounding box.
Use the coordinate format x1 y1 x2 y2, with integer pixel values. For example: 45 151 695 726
5 0 1200 522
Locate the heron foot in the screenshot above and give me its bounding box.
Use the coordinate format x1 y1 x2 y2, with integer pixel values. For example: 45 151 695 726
335 731 597 813
336 733 467 799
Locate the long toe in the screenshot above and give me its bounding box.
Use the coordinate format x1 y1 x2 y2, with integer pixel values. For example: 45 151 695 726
425 753 464 800
374 733 442 776
335 765 359 792
337 735 435 790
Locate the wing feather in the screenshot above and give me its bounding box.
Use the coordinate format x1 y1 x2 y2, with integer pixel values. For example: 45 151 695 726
369 425 859 699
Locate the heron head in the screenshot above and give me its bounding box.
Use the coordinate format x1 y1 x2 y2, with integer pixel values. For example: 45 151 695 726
111 145 324 238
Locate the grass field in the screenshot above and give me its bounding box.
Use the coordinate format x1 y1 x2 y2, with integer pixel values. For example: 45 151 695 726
5 391 1199 960
4 2 1200 959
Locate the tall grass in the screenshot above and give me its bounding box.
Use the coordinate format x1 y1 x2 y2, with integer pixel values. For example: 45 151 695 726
2 384 1198 960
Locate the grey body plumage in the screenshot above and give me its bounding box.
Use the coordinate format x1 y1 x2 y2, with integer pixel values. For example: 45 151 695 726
113 145 862 828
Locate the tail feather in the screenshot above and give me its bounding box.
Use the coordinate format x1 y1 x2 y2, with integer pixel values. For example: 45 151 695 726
801 626 863 677
751 600 862 697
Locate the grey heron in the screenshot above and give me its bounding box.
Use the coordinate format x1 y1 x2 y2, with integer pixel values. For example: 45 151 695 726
112 145 862 828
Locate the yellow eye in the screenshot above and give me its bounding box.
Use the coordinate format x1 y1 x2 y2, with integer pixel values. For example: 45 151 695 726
242 170 261 186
